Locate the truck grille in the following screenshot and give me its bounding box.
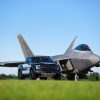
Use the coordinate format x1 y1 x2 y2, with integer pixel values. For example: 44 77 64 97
41 65 56 73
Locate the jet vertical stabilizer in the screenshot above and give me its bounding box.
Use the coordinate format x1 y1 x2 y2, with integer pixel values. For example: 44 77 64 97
64 36 77 56
17 34 34 58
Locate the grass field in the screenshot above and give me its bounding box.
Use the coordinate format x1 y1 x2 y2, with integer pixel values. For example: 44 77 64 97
0 80 100 100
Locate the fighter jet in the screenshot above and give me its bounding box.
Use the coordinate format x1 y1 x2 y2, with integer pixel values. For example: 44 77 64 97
51 37 100 79
0 34 100 80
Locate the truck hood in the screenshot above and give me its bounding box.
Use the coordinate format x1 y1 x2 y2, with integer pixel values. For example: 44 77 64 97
31 62 56 65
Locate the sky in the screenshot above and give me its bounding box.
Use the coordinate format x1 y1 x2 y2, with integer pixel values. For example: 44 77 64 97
0 0 100 75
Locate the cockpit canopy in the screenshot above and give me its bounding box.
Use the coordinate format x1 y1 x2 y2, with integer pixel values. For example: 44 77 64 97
75 44 91 51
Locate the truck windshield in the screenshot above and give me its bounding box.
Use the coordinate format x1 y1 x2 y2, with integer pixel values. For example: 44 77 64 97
32 57 54 63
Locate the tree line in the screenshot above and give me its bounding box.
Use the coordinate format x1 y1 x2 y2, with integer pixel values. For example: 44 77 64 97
0 74 17 80
87 72 100 81
0 72 100 80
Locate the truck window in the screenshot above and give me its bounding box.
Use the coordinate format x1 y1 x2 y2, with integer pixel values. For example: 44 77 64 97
32 57 54 63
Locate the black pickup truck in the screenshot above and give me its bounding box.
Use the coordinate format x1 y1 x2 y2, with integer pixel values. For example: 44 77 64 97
18 56 61 80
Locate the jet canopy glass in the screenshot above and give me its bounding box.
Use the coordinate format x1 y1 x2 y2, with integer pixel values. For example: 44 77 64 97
75 44 91 51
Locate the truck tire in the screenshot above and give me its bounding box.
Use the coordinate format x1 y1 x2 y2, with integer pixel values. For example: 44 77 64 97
18 70 25 80
30 69 37 80
53 73 61 80
40 77 47 80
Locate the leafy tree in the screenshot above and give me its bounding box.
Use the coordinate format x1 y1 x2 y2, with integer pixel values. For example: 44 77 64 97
0 74 17 80
87 72 100 81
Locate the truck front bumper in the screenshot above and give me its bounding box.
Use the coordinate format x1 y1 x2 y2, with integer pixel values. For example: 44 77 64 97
41 73 56 77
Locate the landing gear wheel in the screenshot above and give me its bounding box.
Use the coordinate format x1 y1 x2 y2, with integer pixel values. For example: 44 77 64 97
67 74 75 80
18 70 25 80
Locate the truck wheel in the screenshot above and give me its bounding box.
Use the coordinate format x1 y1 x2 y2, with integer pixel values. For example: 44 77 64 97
30 69 37 80
53 73 61 80
18 70 25 80
40 77 47 80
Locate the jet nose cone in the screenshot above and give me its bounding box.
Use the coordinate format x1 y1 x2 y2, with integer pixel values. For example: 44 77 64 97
89 55 100 65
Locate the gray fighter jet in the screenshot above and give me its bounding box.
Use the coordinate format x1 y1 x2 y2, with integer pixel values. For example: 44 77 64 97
51 37 100 79
0 34 100 80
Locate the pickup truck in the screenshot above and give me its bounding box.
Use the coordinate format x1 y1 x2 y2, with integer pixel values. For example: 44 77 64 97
18 56 61 80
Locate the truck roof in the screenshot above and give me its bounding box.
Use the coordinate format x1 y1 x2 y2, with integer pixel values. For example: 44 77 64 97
28 56 50 58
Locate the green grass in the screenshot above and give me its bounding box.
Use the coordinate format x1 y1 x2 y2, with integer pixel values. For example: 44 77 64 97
0 80 100 100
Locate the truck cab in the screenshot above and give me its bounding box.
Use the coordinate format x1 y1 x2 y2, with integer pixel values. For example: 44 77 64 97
18 56 61 80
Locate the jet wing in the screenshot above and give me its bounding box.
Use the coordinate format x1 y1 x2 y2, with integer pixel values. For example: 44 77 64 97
0 61 25 67
51 55 69 62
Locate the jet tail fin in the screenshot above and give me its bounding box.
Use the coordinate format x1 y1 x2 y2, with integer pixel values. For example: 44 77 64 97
17 34 34 58
64 36 77 56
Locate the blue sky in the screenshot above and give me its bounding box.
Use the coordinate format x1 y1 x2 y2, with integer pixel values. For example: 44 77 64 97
0 0 100 75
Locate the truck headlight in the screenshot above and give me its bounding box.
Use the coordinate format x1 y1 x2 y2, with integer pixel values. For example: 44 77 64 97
35 65 41 69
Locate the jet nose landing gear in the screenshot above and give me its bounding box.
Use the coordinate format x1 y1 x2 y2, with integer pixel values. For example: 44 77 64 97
75 74 79 82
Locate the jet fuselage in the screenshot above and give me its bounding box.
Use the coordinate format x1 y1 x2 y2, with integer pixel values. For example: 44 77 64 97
52 44 100 79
